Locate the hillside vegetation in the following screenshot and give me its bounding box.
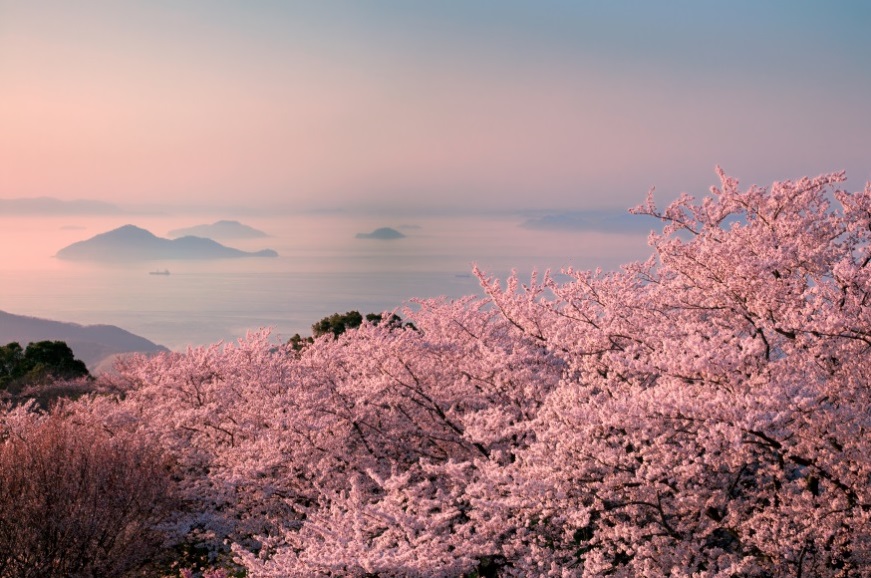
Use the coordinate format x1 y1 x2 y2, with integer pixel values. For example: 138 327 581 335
3 169 871 577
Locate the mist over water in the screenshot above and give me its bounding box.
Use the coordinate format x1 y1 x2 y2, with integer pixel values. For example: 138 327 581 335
0 212 650 350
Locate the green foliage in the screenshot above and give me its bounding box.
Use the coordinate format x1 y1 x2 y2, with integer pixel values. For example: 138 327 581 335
311 310 364 338
0 340 90 391
289 311 412 350
287 333 313 352
0 342 25 383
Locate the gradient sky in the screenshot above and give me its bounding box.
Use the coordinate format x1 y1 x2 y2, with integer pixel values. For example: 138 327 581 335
2 1 870 213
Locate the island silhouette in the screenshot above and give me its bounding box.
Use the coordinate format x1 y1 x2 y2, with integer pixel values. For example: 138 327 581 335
168 220 268 240
56 225 278 261
355 227 405 240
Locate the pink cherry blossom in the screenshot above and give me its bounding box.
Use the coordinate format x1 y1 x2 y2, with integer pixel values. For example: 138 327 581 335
11 168 868 576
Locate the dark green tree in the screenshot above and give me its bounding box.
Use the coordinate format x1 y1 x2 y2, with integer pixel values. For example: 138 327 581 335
23 341 89 380
311 310 364 338
0 340 89 390
290 311 411 351
0 342 25 385
311 311 407 339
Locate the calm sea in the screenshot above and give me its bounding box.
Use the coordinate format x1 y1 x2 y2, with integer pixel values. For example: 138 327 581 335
0 212 650 350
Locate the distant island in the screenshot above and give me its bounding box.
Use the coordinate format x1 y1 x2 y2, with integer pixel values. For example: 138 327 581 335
0 196 123 215
355 227 405 240
56 225 278 261
519 210 659 234
167 220 268 240
0 310 168 372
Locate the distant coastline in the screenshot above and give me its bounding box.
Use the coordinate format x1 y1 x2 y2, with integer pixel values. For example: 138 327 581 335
0 310 168 371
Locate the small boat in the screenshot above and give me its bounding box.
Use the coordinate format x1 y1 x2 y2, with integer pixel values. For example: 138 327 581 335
149 269 170 275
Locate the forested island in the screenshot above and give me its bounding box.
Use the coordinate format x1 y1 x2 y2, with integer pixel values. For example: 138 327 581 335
3 171 871 577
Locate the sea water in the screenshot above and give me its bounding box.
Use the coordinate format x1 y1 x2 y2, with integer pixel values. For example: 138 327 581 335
0 212 650 350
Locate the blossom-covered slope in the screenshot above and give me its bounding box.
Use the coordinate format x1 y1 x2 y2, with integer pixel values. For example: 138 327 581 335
5 169 871 577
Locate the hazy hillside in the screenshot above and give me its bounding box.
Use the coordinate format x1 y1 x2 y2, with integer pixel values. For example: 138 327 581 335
56 224 278 261
168 220 269 240
0 310 168 371
0 196 122 215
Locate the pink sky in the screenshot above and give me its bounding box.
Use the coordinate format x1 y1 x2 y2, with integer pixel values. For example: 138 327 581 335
2 1 870 213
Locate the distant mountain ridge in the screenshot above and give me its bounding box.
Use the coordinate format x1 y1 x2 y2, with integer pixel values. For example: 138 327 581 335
56 224 278 261
168 220 268 240
0 196 123 215
0 310 168 371
519 209 660 233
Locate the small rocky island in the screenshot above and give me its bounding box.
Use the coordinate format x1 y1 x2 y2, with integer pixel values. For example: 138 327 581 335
56 225 278 261
355 227 405 240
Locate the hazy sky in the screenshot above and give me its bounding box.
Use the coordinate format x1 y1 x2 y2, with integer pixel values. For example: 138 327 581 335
2 1 870 213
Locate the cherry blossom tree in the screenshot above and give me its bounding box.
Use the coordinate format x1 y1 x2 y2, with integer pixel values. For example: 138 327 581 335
90 296 560 574
55 168 871 576
0 402 177 578
467 169 871 576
